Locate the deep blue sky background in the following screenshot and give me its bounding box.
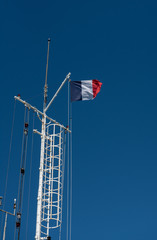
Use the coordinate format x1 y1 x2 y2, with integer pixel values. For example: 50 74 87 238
0 0 157 239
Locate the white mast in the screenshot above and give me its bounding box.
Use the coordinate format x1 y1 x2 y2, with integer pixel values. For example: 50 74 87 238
15 39 71 240
35 38 50 240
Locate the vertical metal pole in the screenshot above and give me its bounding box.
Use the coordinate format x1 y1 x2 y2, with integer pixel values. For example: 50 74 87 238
47 126 50 237
35 39 50 240
57 129 61 224
3 213 7 240
35 114 46 240
67 80 70 240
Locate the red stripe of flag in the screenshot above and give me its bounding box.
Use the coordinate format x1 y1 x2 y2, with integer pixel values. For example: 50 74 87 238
92 80 102 98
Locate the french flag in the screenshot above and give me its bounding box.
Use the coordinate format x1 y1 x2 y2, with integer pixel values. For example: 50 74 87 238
70 79 102 102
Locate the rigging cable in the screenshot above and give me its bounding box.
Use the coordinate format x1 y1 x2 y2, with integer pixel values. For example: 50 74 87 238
25 112 35 240
59 130 67 240
14 106 30 240
13 106 27 240
19 109 30 212
18 108 30 239
69 100 73 240
17 106 27 206
66 80 70 240
0 99 16 240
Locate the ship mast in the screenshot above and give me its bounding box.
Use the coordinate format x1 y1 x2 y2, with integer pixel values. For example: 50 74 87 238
15 39 71 240
35 38 50 240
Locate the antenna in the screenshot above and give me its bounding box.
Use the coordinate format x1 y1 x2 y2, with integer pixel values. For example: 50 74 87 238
44 38 51 110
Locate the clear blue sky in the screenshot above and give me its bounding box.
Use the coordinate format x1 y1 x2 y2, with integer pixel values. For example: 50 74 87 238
0 0 157 239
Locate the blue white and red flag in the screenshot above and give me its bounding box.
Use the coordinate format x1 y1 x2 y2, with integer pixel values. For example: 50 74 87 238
70 79 102 102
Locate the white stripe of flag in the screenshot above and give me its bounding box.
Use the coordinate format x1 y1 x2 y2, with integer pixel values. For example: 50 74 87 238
81 80 93 100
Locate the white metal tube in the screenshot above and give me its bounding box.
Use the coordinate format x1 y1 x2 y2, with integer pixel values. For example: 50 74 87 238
3 213 7 240
50 135 53 219
46 126 50 237
45 72 71 113
33 129 51 141
0 209 15 216
35 114 46 240
57 130 61 223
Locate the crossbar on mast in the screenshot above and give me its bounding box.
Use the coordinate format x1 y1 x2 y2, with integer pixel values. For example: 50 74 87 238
0 209 15 216
14 96 71 133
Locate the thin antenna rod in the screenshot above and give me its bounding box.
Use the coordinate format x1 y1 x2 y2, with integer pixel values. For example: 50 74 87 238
44 38 51 110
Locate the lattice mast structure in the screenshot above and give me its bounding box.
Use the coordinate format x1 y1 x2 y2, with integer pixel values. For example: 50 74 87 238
14 39 71 240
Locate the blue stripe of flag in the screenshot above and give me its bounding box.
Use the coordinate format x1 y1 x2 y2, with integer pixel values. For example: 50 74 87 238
70 81 82 102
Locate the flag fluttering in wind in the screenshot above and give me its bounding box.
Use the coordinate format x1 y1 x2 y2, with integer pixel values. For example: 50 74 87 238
70 79 102 102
